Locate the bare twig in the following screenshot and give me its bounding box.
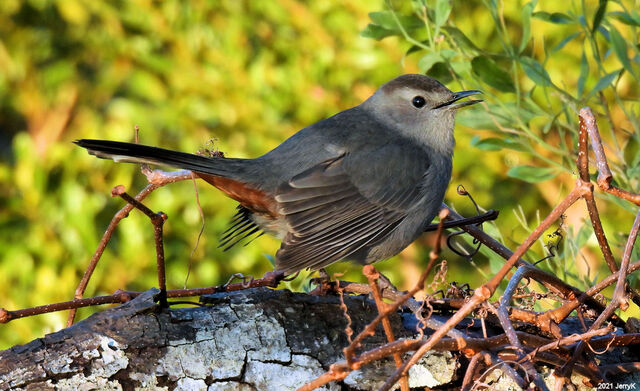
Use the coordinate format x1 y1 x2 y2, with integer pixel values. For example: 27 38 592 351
364 265 409 391
112 185 169 307
67 169 193 326
1 271 286 323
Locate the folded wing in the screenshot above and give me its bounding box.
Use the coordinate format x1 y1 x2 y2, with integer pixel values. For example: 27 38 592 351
274 142 430 273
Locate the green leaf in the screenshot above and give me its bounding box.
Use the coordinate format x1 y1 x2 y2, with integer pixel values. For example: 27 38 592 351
263 254 275 267
471 56 515 92
360 24 396 40
471 136 504 151
551 32 581 54
470 137 527 152
519 1 537 53
427 62 453 84
439 49 458 60
418 52 443 73
362 11 424 40
434 0 452 27
507 166 557 183
608 11 640 27
608 25 634 76
442 26 481 52
127 70 167 102
592 0 608 33
533 11 574 24
450 60 471 76
41 60 75 91
597 26 610 40
368 11 423 31
586 69 621 99
578 51 589 97
520 56 552 86
457 102 539 131
406 41 429 56
368 11 398 30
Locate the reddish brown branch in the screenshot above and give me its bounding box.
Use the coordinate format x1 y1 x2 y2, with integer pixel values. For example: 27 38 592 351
112 186 169 307
363 265 409 391
6 107 640 390
67 169 194 326
580 108 640 206
0 271 286 323
303 210 452 391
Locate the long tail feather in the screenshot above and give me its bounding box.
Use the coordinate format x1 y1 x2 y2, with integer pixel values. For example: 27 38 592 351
74 139 246 179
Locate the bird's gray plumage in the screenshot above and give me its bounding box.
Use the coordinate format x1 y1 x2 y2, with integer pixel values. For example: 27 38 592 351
74 74 481 274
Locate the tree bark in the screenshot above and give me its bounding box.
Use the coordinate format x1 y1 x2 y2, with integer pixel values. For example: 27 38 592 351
0 287 636 390
0 288 457 390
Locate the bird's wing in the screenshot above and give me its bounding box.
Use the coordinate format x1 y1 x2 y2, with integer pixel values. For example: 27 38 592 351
274 141 431 273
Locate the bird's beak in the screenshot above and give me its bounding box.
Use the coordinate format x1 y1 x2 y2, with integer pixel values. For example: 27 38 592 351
434 90 483 110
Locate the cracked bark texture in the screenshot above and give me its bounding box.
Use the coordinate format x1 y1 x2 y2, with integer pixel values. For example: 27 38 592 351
0 288 635 390
0 288 458 391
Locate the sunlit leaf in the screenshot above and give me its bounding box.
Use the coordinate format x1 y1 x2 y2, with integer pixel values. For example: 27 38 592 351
592 0 608 33
608 11 640 26
608 25 634 76
578 52 589 97
440 49 458 60
520 56 552 86
471 56 515 92
586 69 621 99
533 11 574 24
369 11 397 30
595 26 610 44
519 1 537 53
418 52 442 73
55 0 88 25
450 60 471 76
126 70 168 102
457 102 538 131
442 26 481 52
368 11 423 31
507 165 557 183
361 24 396 40
551 32 581 53
406 41 429 56
471 136 527 152
426 62 453 84
434 0 452 27
471 136 504 151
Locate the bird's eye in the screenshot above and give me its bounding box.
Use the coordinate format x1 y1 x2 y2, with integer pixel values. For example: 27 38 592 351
412 96 426 108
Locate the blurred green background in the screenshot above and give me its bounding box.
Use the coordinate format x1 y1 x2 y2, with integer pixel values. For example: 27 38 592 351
0 0 639 349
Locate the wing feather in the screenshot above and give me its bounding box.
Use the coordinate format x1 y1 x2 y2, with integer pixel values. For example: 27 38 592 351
274 141 432 273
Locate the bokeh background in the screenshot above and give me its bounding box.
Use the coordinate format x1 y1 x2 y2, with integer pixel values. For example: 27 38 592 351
0 0 639 349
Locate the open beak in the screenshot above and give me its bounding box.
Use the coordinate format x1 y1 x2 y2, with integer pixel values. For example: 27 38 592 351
434 90 483 110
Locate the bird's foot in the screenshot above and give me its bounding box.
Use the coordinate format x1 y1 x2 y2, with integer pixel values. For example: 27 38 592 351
309 268 340 296
372 270 409 299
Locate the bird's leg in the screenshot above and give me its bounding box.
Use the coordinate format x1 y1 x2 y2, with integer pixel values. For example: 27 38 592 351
309 268 339 295
318 268 331 281
375 270 407 297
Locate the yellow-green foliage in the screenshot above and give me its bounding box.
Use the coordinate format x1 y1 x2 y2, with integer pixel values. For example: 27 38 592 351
0 0 638 348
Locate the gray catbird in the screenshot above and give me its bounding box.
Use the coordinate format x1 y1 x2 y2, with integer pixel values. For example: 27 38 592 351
75 74 481 274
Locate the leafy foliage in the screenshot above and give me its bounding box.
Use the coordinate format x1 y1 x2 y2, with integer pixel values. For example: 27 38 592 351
362 0 640 312
0 0 639 347
0 0 405 348
366 0 639 189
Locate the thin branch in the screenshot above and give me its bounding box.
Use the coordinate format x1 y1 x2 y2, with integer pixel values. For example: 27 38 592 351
67 169 193 326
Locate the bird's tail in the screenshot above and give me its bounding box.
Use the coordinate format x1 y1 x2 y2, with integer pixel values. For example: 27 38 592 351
74 139 249 179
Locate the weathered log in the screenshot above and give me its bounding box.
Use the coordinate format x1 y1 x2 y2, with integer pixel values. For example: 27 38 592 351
1 287 637 390
0 288 458 390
